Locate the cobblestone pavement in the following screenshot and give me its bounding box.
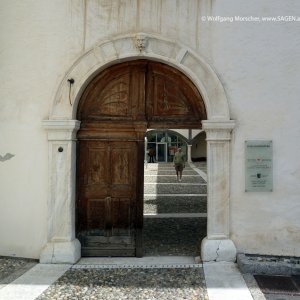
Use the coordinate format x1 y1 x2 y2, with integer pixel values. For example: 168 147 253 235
37 267 208 300
144 195 207 214
143 217 206 256
0 257 28 281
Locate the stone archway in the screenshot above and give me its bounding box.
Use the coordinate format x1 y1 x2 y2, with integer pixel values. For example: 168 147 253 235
41 33 236 263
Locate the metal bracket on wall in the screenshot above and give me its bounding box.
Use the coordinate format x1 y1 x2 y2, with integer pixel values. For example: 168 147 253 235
67 78 75 105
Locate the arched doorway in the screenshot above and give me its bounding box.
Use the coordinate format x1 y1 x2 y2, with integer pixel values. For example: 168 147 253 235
76 60 206 257
41 33 236 264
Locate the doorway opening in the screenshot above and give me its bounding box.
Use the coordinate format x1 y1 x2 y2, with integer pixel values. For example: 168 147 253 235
143 129 207 257
75 59 207 257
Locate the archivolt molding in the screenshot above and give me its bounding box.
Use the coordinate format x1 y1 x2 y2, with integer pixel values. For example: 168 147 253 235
50 33 230 121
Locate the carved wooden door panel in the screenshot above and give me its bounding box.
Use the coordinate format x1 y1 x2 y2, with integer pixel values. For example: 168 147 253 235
146 62 206 128
77 140 139 256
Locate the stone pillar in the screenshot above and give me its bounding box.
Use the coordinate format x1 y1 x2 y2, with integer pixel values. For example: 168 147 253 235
187 144 192 163
201 120 237 262
40 120 81 264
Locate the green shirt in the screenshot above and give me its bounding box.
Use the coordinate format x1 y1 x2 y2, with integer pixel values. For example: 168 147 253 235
173 151 185 165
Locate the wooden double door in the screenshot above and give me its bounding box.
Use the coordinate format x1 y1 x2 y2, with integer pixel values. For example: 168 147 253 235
76 60 206 257
77 139 143 256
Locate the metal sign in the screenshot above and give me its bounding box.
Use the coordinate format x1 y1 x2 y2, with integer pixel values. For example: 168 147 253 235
245 140 273 192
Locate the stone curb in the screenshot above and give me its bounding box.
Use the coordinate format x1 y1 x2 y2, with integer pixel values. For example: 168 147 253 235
237 253 300 276
72 263 203 269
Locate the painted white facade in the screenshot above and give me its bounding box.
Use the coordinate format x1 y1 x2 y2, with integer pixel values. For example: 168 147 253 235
192 132 207 160
0 0 299 260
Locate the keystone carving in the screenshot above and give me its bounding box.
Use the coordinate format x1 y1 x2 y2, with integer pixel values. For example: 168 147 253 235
134 34 148 53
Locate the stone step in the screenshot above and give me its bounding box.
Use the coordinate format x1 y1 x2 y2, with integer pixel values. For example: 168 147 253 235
144 169 196 174
144 166 199 175
144 213 207 218
144 195 207 214
144 163 180 168
144 175 206 184
144 195 207 200
145 165 194 170
144 183 207 194
144 170 198 175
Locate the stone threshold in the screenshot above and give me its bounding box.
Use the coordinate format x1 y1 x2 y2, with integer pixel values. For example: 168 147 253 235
204 262 253 300
73 256 202 269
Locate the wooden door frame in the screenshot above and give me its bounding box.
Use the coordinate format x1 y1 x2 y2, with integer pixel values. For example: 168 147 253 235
41 33 236 264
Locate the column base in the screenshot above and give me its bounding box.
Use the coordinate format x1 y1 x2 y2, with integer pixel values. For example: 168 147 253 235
40 239 81 264
201 237 237 262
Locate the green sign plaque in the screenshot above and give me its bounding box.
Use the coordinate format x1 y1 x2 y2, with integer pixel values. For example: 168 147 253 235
245 140 273 192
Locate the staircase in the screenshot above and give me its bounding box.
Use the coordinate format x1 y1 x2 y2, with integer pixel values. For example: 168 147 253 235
143 162 207 257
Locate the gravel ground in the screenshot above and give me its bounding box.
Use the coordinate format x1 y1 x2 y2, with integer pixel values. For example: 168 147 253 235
144 196 207 214
37 268 208 300
0 257 28 280
144 183 207 194
0 257 37 287
144 175 206 184
143 218 207 256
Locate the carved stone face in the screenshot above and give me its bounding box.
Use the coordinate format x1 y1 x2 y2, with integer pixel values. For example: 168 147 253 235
134 34 147 52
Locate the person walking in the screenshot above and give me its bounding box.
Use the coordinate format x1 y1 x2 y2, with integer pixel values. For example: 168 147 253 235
148 147 156 163
173 147 185 182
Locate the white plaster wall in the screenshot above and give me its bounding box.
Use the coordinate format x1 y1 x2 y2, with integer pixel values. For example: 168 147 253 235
210 0 300 256
192 132 207 160
0 0 84 258
0 0 300 258
170 129 189 141
84 0 212 59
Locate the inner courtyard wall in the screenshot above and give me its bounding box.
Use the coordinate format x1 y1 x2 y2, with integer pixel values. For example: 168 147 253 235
0 0 299 258
192 132 207 160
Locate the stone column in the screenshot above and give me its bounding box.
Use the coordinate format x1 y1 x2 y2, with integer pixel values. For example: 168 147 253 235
40 120 81 264
201 120 237 262
187 144 192 163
